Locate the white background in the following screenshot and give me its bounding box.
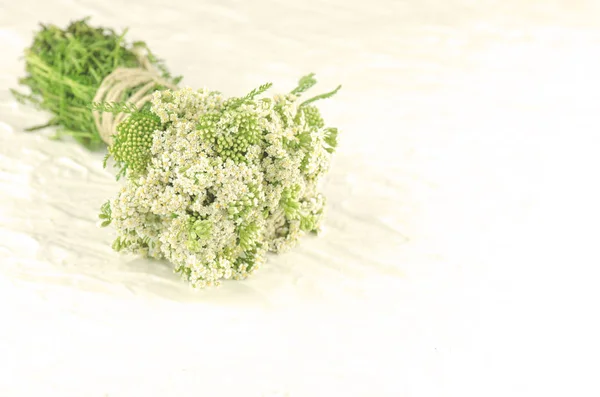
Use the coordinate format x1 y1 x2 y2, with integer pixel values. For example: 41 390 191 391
1 1 599 396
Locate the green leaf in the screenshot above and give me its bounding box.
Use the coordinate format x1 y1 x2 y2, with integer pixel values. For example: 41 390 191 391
228 82 273 108
324 127 338 153
89 101 138 114
243 82 273 101
99 200 112 226
300 85 341 107
102 152 110 168
291 73 317 95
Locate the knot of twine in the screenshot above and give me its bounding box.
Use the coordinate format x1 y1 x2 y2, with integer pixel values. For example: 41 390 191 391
92 52 178 146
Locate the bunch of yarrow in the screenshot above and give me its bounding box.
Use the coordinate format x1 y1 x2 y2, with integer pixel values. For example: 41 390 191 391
13 19 342 288
98 74 340 287
11 17 179 149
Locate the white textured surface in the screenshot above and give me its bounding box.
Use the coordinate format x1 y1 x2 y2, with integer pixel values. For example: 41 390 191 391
1 1 599 396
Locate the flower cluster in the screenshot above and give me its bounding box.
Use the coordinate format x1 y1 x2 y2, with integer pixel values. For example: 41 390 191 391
108 111 162 177
100 75 340 287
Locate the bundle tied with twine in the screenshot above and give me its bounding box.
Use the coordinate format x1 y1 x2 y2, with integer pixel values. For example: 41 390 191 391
15 19 344 289
12 18 180 149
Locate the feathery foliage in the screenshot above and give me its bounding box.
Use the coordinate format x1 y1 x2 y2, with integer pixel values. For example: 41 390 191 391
12 17 178 149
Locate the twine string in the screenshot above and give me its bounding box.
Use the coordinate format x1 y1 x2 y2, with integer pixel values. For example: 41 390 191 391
92 52 177 145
